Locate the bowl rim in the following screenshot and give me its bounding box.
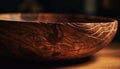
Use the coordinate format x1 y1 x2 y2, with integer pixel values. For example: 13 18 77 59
0 13 117 24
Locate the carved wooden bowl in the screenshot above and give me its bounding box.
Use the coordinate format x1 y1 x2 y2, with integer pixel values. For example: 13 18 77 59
0 13 118 61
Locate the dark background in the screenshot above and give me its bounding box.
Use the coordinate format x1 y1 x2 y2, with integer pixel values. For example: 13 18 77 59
0 0 119 41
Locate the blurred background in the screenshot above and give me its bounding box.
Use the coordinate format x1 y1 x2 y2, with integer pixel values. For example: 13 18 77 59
0 0 119 41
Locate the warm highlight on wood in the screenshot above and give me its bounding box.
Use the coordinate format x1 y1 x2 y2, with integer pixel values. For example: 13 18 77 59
0 13 118 61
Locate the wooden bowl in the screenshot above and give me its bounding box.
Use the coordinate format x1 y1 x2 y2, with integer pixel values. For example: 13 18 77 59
0 13 118 61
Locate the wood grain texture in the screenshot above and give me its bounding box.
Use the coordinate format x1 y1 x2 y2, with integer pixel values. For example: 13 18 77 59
55 42 120 69
0 14 118 61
